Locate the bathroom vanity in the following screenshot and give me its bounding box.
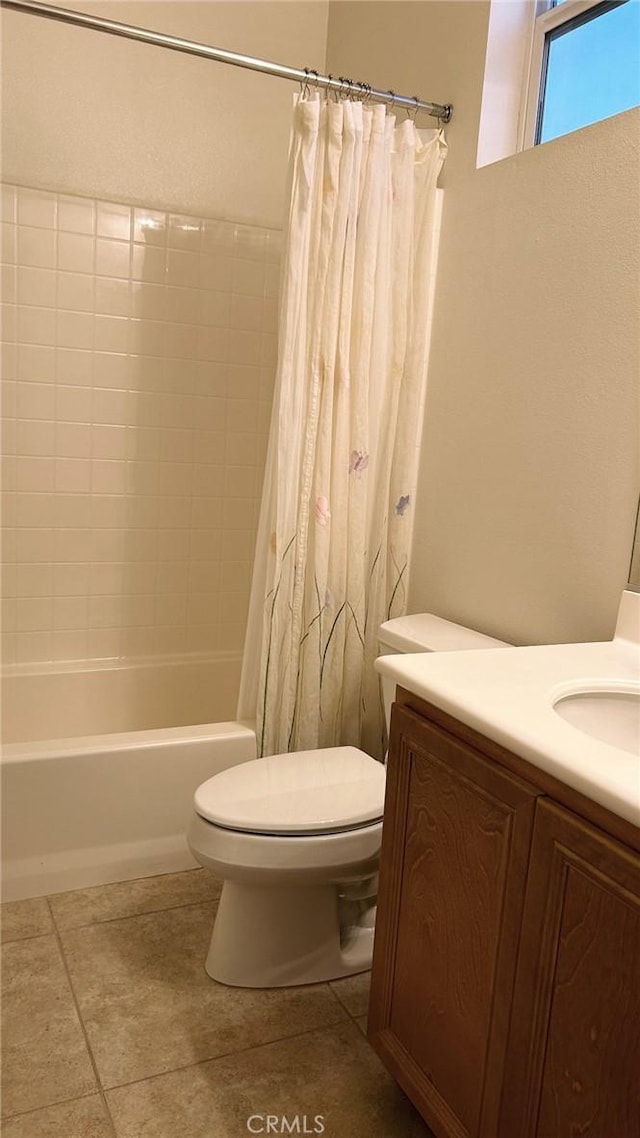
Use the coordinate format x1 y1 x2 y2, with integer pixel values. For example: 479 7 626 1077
370 610 640 1138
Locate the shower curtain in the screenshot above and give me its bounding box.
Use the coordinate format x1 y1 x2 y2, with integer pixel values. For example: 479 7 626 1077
238 94 446 758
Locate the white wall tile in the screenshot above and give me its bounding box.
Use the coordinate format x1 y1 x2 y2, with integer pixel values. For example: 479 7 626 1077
131 244 166 283
91 424 127 459
53 595 88 630
57 310 94 350
133 209 167 246
168 215 201 252
96 238 130 278
53 562 89 595
2 302 16 343
14 456 55 492
51 629 89 661
16 381 55 421
55 458 91 493
200 254 233 291
58 197 95 235
16 419 55 456
94 314 130 353
232 258 265 297
3 182 278 665
97 202 131 242
57 272 95 312
166 249 200 288
55 347 92 385
17 190 57 230
15 492 55 527
2 264 16 304
92 387 129 425
16 528 54 562
1 186 17 224
168 285 203 324
58 232 95 273
55 422 92 458
96 277 131 317
230 294 264 332
18 344 55 381
56 385 92 422
0 223 17 266
15 630 52 663
17 226 56 269
2 561 53 598
17 305 56 346
2 342 17 379
2 416 16 456
53 493 91 528
93 351 130 389
17 266 57 307
54 527 92 562
91 459 127 494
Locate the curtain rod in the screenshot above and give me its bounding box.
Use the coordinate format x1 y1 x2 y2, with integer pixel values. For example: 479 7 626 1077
1 0 453 123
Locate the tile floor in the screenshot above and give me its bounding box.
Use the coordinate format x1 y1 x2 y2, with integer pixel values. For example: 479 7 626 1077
1 869 433 1137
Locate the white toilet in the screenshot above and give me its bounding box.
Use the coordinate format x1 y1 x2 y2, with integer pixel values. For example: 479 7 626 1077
188 614 508 987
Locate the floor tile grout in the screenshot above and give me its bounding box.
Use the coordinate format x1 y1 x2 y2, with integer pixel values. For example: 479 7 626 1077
0 1090 105 1127
0 929 56 948
46 886 358 1103
328 981 370 1024
45 896 119 1138
97 1011 363 1096
3 875 378 1136
47 893 222 935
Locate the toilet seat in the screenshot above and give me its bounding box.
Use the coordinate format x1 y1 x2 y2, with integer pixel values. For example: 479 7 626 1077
194 746 386 836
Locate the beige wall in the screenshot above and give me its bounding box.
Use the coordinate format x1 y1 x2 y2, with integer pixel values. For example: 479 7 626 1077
1 1 328 228
328 1 640 645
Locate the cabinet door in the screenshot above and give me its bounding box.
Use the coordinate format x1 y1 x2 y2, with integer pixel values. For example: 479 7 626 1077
500 798 640 1138
369 704 539 1138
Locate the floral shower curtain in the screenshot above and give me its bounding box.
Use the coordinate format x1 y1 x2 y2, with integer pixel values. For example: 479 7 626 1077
238 94 446 758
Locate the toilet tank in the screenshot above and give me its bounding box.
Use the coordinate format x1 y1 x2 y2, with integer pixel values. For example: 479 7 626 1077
377 614 509 735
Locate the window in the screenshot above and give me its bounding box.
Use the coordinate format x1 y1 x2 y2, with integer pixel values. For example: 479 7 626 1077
521 0 640 147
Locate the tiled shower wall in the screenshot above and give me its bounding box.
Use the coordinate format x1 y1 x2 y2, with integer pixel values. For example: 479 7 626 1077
1 185 280 666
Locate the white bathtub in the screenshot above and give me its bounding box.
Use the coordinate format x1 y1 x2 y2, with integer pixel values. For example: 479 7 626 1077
1 652 256 901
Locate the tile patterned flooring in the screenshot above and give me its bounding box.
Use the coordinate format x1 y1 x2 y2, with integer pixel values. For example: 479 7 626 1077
1 869 433 1137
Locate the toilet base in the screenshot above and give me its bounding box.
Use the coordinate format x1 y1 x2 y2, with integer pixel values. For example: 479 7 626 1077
206 879 375 987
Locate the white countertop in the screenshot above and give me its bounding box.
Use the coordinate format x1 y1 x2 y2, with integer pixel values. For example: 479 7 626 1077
376 636 640 829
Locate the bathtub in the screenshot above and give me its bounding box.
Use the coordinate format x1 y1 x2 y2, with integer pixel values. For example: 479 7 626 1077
1 652 256 901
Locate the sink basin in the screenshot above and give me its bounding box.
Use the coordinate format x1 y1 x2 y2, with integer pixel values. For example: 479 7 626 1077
553 684 640 756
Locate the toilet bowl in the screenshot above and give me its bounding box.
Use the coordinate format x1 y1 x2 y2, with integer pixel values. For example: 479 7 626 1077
188 747 384 987
188 614 509 988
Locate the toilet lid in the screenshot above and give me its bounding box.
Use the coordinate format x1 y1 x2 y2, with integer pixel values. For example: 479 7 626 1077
194 747 386 835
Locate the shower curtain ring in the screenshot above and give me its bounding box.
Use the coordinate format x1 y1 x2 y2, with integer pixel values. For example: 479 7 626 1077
407 95 419 122
387 90 396 112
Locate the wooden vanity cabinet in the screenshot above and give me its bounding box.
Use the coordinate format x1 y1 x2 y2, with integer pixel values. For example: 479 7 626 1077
499 798 640 1138
368 691 640 1138
368 701 540 1138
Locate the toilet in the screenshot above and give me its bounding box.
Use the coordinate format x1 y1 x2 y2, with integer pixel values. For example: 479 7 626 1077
188 614 508 988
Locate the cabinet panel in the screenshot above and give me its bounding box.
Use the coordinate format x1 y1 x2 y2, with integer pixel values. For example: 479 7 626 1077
369 705 539 1138
500 798 640 1138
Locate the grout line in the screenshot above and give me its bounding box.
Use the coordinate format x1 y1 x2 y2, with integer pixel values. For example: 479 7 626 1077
99 1010 355 1096
45 896 119 1138
0 1090 107 1127
0 929 56 948
49 893 222 934
327 978 370 1027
